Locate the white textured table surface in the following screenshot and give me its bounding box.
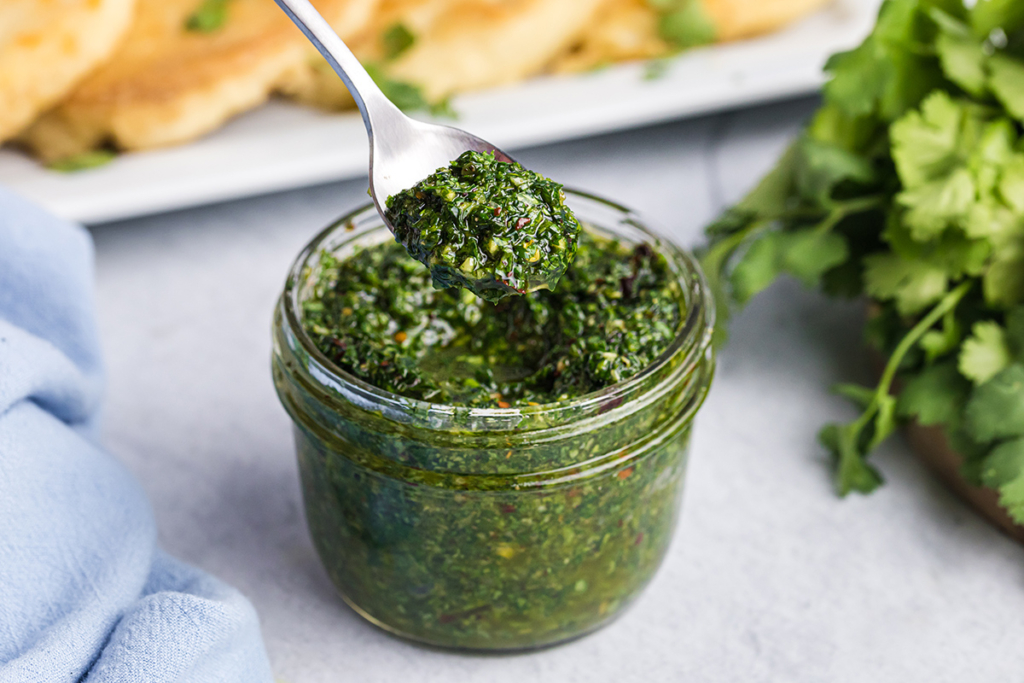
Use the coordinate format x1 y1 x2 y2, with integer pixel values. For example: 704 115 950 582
89 98 1024 682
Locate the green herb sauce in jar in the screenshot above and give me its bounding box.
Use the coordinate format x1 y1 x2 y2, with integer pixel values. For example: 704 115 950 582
273 194 715 650
385 150 582 302
301 231 679 408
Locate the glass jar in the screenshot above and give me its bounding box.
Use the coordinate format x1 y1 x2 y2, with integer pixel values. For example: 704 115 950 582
272 191 715 651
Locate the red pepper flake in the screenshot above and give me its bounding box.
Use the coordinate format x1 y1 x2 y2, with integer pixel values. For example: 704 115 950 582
616 467 634 480
634 532 644 546
438 605 490 624
497 401 511 409
493 206 502 217
599 396 624 414
499 503 516 514
514 217 531 230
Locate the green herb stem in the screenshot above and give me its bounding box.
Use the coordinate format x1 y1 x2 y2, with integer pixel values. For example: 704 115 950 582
877 282 972 404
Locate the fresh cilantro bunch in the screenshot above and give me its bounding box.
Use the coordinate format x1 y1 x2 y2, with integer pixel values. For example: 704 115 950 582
702 0 1024 524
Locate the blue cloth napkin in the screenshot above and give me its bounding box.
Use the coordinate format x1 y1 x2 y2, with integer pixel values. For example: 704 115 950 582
0 187 273 683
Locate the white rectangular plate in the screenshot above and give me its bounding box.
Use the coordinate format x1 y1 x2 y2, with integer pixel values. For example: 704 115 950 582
0 0 879 224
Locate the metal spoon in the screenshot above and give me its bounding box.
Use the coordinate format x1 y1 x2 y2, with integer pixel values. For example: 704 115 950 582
272 0 515 226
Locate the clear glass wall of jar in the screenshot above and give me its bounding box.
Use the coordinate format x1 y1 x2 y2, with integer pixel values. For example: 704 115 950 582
272 191 715 651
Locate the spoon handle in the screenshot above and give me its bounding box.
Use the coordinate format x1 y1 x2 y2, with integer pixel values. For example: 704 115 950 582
273 0 401 133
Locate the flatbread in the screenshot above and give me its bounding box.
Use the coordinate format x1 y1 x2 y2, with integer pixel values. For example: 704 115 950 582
704 0 829 41
548 0 666 74
550 0 829 74
21 0 378 160
0 0 136 142
280 0 610 111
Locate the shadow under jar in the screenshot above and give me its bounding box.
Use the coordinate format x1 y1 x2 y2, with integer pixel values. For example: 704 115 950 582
272 191 715 651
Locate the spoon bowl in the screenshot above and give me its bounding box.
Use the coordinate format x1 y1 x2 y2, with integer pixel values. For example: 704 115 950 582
272 0 515 229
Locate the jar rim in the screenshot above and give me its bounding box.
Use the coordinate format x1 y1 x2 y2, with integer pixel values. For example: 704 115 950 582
279 189 714 427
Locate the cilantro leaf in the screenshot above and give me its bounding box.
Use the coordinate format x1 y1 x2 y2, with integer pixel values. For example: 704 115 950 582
999 155 1024 213
702 0 1024 528
980 437 1024 488
880 215 990 279
971 0 1024 40
730 233 783 304
977 436 1024 523
964 363 1024 442
729 228 849 303
819 422 886 494
935 28 988 97
795 136 876 204
971 118 1016 173
863 253 949 315
896 359 971 424
964 197 1019 242
983 242 1024 308
734 145 798 217
988 55 1024 122
959 321 1013 384
998 476 1024 524
823 41 888 119
897 168 975 240
825 0 944 121
890 91 965 189
781 230 850 287
807 102 880 154
1004 306 1024 351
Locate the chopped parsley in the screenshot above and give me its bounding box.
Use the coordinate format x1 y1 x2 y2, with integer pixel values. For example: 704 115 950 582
363 62 455 116
382 22 415 60
185 0 229 32
650 0 717 49
47 150 117 173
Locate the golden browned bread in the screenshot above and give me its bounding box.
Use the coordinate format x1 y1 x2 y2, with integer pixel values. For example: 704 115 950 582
280 0 610 111
905 423 1024 544
20 0 379 160
551 0 829 74
703 0 829 41
0 0 137 142
549 0 666 74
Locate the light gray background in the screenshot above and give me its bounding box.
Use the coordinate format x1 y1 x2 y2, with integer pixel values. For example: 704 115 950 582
89 98 1024 682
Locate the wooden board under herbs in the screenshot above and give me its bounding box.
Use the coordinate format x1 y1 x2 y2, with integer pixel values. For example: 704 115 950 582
866 318 1024 545
904 423 1024 545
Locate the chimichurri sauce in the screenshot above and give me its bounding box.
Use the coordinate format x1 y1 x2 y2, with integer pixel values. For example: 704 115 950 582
384 151 582 302
302 230 681 407
277 200 712 650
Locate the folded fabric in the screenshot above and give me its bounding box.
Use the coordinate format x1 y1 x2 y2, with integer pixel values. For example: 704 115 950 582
0 187 274 683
